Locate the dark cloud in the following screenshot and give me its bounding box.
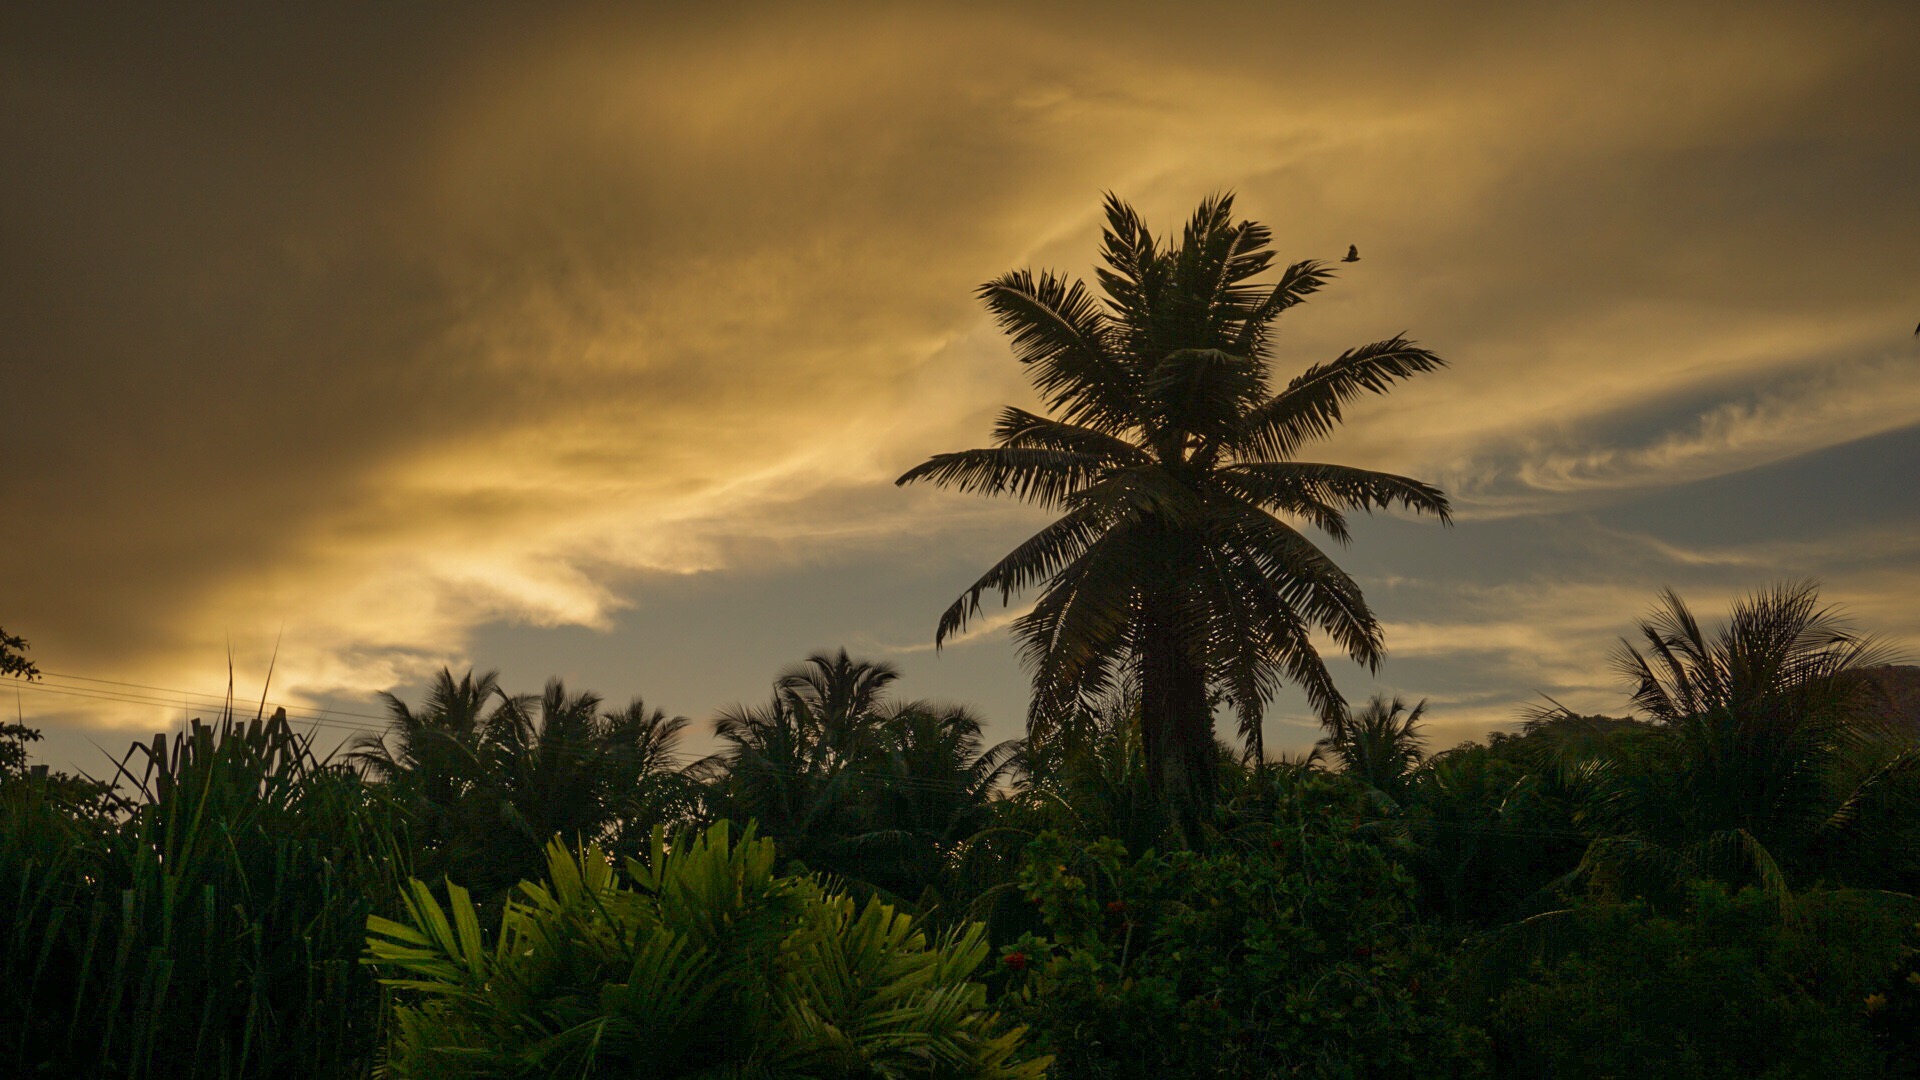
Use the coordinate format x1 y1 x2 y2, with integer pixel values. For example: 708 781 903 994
4 3 1916 756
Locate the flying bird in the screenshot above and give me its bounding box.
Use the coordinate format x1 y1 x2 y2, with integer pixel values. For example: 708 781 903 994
1342 244 1360 263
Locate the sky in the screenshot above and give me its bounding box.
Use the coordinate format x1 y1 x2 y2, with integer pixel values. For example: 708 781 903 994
5 2 1919 774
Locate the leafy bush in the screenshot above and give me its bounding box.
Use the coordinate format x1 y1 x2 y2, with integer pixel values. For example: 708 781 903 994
365 820 1047 1077
1002 826 1486 1078
1487 883 1919 1078
0 711 407 1078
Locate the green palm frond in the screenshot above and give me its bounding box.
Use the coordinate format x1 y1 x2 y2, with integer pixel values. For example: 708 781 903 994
365 824 1045 1078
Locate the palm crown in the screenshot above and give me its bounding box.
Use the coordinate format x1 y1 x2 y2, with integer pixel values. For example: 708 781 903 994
899 193 1450 830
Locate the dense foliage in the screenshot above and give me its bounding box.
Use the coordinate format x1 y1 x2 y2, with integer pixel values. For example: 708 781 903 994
1486 884 1919 1078
1003 825 1484 1077
1 712 406 1078
366 821 1046 1078
4 578 1918 1076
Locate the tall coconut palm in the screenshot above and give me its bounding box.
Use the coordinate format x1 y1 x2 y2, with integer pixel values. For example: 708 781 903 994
898 193 1451 836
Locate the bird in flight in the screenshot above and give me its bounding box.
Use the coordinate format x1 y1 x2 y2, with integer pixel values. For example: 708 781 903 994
1342 245 1360 263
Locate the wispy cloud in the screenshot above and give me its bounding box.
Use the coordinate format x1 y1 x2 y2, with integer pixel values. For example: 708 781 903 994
5 3 1917 752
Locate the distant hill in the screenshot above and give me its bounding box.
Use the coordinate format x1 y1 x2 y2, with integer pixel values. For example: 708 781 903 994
1861 665 1920 739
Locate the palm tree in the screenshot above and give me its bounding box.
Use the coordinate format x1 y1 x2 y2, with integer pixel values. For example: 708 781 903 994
353 671 693 891
1593 581 1916 891
777 649 901 728
486 680 697 870
703 652 1018 898
704 654 903 875
898 193 1451 836
347 668 499 812
1317 693 1430 802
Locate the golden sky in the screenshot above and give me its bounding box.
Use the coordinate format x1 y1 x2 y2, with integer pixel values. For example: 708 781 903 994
5 2 1919 765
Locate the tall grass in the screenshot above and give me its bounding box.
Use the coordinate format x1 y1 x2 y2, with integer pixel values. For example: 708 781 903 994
0 709 408 1077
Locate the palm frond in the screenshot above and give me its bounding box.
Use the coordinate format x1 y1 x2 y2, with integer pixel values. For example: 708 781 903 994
1234 336 1446 462
933 504 1114 646
1219 461 1452 524
975 269 1136 432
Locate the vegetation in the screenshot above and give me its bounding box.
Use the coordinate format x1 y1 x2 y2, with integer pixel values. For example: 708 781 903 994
4 578 1917 1076
366 822 1046 1078
1 710 405 1078
4 199 1917 1076
1487 884 1919 1079
899 194 1450 838
0 625 38 682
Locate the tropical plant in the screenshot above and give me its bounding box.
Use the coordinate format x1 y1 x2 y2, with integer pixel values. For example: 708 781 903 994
701 652 902 877
703 651 1017 900
1560 581 1918 898
349 667 500 805
1002 826 1486 1078
483 679 695 873
365 821 1047 1078
1 709 407 1078
999 677 1164 854
1399 737 1586 927
1488 883 1918 1079
1317 693 1430 803
352 671 696 895
347 667 501 881
898 193 1451 837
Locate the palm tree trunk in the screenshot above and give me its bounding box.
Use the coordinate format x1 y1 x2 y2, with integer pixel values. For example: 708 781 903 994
1139 599 1215 844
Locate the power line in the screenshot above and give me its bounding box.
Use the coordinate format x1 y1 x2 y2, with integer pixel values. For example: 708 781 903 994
40 670 396 724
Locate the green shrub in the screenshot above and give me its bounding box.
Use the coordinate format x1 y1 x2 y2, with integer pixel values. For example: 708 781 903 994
1003 828 1487 1078
1488 883 1919 1078
0 712 407 1078
364 820 1048 1077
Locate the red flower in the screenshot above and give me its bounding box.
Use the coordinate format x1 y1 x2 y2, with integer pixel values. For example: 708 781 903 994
1269 839 1285 852
1353 945 1373 959
1003 951 1030 971
1105 900 1129 914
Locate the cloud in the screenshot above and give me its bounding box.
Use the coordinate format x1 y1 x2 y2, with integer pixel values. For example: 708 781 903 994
3 2 1917 749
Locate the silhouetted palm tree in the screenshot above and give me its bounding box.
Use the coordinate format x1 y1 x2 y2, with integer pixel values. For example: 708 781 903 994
1317 693 1429 802
777 649 901 728
347 668 498 811
486 679 696 865
869 700 1020 896
703 652 1017 898
1589 581 1915 892
353 671 692 891
899 193 1451 837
